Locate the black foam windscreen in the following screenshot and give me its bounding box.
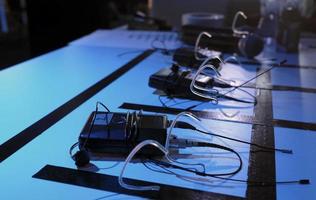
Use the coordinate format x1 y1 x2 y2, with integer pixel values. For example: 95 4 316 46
74 150 90 167
238 33 264 58
181 25 264 58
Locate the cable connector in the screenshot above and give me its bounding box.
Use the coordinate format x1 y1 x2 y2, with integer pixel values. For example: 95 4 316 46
299 179 310 185
169 137 199 149
279 149 293 154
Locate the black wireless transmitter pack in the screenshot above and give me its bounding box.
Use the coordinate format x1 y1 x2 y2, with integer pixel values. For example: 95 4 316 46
148 65 230 101
173 47 222 69
78 111 168 156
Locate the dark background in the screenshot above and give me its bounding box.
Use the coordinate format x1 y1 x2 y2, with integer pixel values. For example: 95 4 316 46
25 0 147 56
0 0 315 70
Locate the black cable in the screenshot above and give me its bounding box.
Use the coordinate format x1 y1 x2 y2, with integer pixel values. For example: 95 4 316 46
141 159 174 175
96 101 111 112
69 142 79 159
208 75 257 104
82 104 99 149
174 121 292 154
232 87 258 105
178 59 287 104
196 129 292 154
149 141 309 186
158 142 243 177
158 92 254 113
158 95 169 108
70 101 111 155
217 93 257 104
83 102 111 148
158 95 203 110
221 60 287 97
144 159 237 186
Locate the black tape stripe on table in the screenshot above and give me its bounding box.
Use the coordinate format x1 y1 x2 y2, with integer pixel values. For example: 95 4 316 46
243 83 316 94
119 103 316 131
0 50 154 163
226 60 316 70
120 102 257 124
33 165 244 200
246 69 276 200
